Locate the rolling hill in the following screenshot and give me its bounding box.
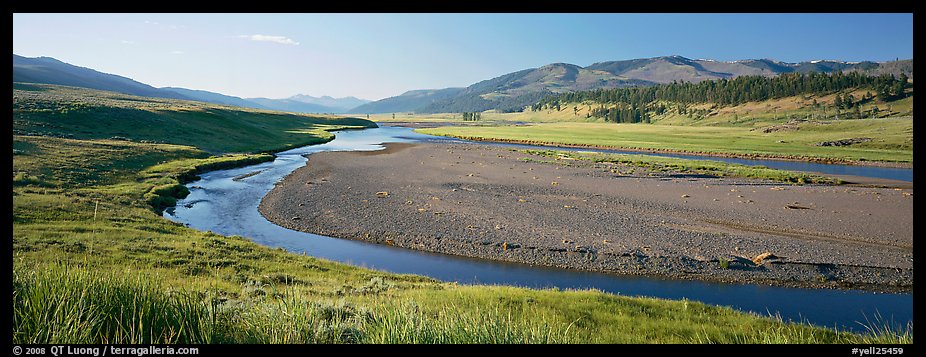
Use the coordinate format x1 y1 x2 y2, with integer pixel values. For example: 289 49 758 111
348 87 465 114
12 83 376 153
13 54 190 101
244 97 339 114
355 56 913 114
162 89 370 114
161 87 269 110
13 54 370 114
245 94 372 114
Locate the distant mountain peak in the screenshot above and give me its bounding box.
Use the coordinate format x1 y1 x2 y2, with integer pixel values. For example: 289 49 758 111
658 55 696 65
541 62 580 68
809 59 852 64
355 55 913 114
34 56 65 63
653 54 692 61
283 93 371 112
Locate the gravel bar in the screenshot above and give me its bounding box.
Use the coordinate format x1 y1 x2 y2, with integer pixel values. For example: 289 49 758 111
259 142 913 293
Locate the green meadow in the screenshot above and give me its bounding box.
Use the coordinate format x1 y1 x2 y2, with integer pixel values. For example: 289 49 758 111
418 117 913 164
399 89 913 165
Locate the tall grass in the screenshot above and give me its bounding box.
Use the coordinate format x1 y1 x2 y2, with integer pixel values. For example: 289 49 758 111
15 265 910 344
12 265 577 344
693 317 914 344
13 265 214 344
853 314 915 344
363 302 576 343
215 296 368 344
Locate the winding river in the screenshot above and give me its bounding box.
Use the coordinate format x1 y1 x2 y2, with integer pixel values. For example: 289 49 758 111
165 126 912 333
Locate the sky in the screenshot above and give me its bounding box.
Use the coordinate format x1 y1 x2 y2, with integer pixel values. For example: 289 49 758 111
13 13 914 101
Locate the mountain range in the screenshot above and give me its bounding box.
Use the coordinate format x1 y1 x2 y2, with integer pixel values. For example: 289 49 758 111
13 54 191 101
13 54 912 115
352 55 913 114
287 94 369 112
244 95 369 114
13 54 370 114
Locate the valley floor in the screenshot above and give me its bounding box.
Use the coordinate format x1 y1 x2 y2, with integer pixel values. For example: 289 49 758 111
259 142 913 293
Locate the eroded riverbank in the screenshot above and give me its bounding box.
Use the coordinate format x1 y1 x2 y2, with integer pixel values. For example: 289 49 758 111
259 142 913 293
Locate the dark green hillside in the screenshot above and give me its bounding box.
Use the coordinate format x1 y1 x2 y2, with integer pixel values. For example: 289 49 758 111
13 83 376 153
534 71 911 124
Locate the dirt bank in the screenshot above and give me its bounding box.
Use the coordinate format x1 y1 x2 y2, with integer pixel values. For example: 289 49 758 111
259 142 913 293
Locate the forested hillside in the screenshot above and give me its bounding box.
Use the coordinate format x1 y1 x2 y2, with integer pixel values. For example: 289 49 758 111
533 72 912 124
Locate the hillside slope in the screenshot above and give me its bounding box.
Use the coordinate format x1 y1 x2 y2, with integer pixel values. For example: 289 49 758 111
349 87 465 114
161 87 269 110
13 54 190 101
358 56 913 114
163 89 367 114
13 54 369 114
289 94 371 112
13 83 375 153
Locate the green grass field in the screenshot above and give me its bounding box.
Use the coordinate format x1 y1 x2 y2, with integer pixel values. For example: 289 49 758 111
381 90 913 164
418 118 913 164
12 85 912 344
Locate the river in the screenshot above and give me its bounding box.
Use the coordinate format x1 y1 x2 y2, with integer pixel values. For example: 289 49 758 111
165 126 912 333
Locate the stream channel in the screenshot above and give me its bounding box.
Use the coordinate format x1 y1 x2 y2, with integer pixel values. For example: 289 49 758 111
165 126 913 333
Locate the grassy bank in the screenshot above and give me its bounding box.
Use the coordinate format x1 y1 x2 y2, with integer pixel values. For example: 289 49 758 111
13 264 912 344
12 87 912 343
521 149 842 184
417 118 913 164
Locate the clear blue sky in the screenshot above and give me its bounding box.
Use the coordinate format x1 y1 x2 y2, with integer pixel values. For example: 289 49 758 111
13 13 913 101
